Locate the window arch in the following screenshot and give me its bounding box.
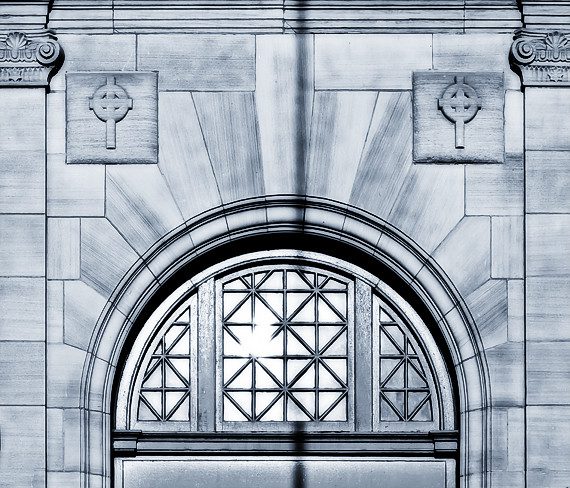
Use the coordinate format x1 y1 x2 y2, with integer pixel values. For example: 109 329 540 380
116 251 455 440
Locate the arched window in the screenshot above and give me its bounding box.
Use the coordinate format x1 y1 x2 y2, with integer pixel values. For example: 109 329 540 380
114 251 457 487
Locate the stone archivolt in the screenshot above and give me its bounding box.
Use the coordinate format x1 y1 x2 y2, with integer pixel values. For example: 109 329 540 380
0 30 61 86
511 30 570 86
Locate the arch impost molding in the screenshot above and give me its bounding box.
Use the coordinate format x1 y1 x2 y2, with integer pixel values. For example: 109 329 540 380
81 195 491 487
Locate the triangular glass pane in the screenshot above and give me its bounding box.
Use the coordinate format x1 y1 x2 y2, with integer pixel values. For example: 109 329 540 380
380 358 401 385
322 330 347 356
225 361 252 388
322 396 347 421
380 327 404 355
174 306 190 324
380 307 395 323
384 391 405 418
286 271 311 290
142 359 162 388
322 278 347 290
301 271 315 286
261 396 284 421
165 362 187 388
383 361 405 389
317 297 343 323
321 358 347 384
224 358 249 384
410 357 425 374
407 361 428 388
321 293 347 320
290 391 315 417
152 339 163 355
258 292 283 319
406 339 418 355
255 361 282 388
140 391 162 415
319 391 343 416
380 395 401 421
384 324 404 349
255 391 280 417
169 358 190 382
223 328 243 356
287 329 314 355
258 271 283 290
224 395 248 421
253 298 280 326
243 275 253 287
318 325 343 352
408 392 430 420
257 358 284 384
287 359 312 385
223 292 248 319
165 391 186 418
289 325 315 352
286 395 311 421
224 278 247 290
318 362 345 389
226 296 252 323
168 328 189 355
289 362 315 388
168 395 189 421
164 324 186 351
289 296 315 322
411 398 432 421
317 274 327 287
254 271 269 287
226 391 252 417
138 398 159 421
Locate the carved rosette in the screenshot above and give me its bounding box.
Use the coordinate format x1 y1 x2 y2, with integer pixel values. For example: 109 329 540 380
0 30 62 86
511 30 570 86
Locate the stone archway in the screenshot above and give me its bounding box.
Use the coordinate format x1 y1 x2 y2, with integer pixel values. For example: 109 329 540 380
80 196 491 488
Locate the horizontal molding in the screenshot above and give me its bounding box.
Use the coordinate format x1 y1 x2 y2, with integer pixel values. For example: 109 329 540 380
47 1 522 33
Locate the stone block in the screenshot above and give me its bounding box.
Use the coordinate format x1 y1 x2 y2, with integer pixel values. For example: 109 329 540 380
47 218 81 279
47 471 81 488
486 341 525 406
350 91 413 219
491 216 524 279
527 214 570 276
80 218 139 298
526 87 570 151
388 165 464 253
47 408 64 470
466 279 508 350
315 34 432 90
66 72 158 164
47 343 86 408
433 217 491 297
507 280 524 342
413 71 504 163
465 155 523 215
527 151 570 213
137 34 255 91
504 90 523 155
306 91 377 202
0 277 44 341
0 341 44 404
0 151 45 213
528 342 570 405
47 280 64 343
0 406 45 487
0 88 44 151
193 92 264 202
256 35 313 194
47 154 105 217
527 277 570 341
51 34 136 91
432 34 519 90
0 215 44 276
106 165 185 254
158 93 222 219
64 280 106 351
47 92 65 154
508 407 525 472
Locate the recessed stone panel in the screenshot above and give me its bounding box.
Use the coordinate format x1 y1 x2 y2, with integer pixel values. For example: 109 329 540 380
66 71 157 164
413 71 504 163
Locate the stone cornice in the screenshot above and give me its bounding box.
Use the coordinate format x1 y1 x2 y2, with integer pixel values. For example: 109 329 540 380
0 30 62 87
511 30 570 86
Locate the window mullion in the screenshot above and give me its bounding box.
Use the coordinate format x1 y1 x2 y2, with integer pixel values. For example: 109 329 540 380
197 278 216 432
354 278 373 432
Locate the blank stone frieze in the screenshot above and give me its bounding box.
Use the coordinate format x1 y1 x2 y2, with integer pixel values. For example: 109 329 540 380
66 71 158 164
413 71 505 164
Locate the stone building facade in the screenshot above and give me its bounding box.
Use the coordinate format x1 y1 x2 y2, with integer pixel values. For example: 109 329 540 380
0 1 568 487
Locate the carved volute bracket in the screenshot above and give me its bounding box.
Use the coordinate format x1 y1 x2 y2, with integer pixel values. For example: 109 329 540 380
0 30 62 87
511 30 570 86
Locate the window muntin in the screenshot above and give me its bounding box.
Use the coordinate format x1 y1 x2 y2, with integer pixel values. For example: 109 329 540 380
219 267 352 425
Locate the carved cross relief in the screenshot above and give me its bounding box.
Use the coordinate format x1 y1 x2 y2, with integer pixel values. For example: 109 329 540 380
438 76 482 149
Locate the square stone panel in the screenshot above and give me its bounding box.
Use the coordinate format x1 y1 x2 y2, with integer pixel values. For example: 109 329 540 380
413 71 504 164
66 72 158 164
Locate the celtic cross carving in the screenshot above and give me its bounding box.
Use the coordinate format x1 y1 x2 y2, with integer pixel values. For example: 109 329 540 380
89 76 133 149
438 76 482 149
